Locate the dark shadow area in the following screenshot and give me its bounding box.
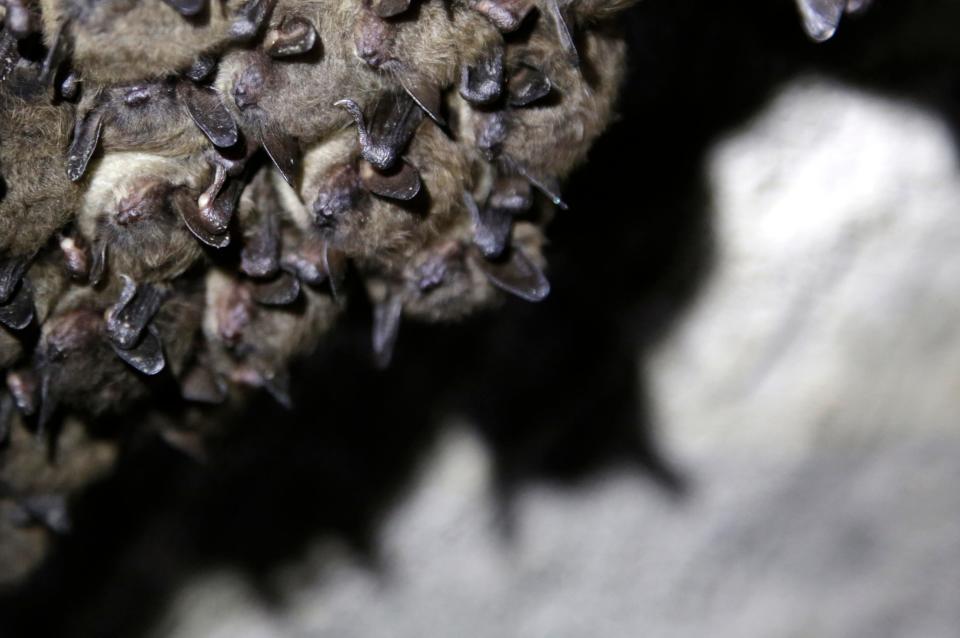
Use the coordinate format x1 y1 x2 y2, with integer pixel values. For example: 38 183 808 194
3 1 960 636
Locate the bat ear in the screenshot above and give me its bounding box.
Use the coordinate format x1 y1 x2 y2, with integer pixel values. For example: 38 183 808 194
229 0 277 41
265 14 318 58
173 187 231 248
105 276 166 350
178 82 239 149
397 73 446 127
240 211 281 279
547 0 579 68
257 124 300 188
470 0 534 33
370 0 411 18
251 270 301 306
88 238 108 286
338 94 423 171
475 246 550 303
359 160 421 201
66 108 103 182
796 0 847 41
460 42 505 106
111 325 166 376
162 0 206 17
507 64 551 107
372 291 403 369
0 257 31 304
0 279 34 331
36 364 60 436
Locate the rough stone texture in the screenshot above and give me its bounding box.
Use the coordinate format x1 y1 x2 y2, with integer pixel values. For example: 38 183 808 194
152 79 960 638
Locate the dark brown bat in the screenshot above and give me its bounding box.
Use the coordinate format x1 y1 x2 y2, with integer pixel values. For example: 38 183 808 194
454 18 626 209
38 0 276 83
0 53 80 329
66 78 238 182
297 122 468 265
75 152 209 284
203 266 340 407
352 0 502 123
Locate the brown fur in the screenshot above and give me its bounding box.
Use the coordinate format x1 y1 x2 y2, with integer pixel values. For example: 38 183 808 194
0 88 81 258
40 0 242 83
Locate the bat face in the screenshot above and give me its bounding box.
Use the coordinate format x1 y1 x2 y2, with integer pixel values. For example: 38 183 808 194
78 152 207 283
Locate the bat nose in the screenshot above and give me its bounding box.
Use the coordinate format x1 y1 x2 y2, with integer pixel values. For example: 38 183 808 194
116 195 148 225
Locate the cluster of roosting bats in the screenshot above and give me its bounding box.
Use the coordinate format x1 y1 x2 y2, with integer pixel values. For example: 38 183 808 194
0 0 868 566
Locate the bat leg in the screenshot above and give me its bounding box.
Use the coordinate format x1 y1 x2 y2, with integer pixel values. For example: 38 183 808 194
251 270 301 306
460 42 505 106
111 325 166 376
105 276 166 350
66 109 104 182
796 0 845 42
372 291 403 369
265 14 318 58
470 0 533 33
474 246 550 302
229 0 277 41
0 279 34 331
359 160 421 201
178 81 239 149
371 0 411 18
507 64 551 107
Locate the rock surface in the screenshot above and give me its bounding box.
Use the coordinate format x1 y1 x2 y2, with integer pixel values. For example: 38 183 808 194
154 79 960 638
